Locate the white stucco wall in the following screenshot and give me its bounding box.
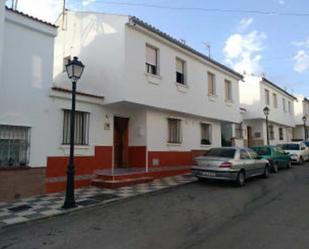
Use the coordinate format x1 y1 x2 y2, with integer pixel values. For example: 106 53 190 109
53 11 128 103
240 75 295 129
124 24 242 123
0 10 58 167
0 1 6 102
146 109 221 151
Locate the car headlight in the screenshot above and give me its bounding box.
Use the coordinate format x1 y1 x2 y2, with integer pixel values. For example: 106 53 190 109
290 154 298 158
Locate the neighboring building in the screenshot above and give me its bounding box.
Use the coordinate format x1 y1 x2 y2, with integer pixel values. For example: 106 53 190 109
293 96 309 140
49 10 243 192
240 75 296 146
0 6 57 201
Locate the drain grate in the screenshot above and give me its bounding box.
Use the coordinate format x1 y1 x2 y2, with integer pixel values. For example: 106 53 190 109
76 199 100 206
90 193 119 201
8 204 32 212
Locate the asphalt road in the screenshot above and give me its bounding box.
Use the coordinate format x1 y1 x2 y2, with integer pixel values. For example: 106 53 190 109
1 164 309 249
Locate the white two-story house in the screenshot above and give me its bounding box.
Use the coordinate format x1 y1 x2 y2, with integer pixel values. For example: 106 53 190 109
0 6 57 201
49 10 243 191
240 75 296 146
293 96 309 140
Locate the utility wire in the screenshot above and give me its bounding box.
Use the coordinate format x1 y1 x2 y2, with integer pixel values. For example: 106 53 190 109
83 1 309 17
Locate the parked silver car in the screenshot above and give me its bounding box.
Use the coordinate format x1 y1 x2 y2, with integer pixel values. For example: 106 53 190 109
191 147 270 186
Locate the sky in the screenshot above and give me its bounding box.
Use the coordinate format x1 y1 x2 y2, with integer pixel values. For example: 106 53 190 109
6 0 309 96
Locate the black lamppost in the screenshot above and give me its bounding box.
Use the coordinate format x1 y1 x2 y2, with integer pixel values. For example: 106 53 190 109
303 116 307 141
63 57 85 209
263 106 270 145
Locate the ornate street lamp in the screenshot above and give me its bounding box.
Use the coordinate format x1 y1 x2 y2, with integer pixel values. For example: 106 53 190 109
302 116 307 141
263 106 270 146
63 57 85 209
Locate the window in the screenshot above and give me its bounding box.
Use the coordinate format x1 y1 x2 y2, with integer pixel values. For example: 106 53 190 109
247 149 258 159
176 58 185 84
268 125 274 140
63 56 71 72
201 123 211 145
240 149 250 159
63 110 90 145
288 101 292 114
273 93 278 108
225 79 232 102
145 45 158 75
0 125 30 167
264 89 270 105
206 148 236 158
279 127 284 140
168 118 182 144
235 123 243 139
282 98 286 112
207 72 216 95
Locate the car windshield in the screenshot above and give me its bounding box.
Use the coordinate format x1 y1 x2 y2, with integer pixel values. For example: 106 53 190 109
305 142 309 147
205 148 236 158
252 147 271 156
280 144 300 150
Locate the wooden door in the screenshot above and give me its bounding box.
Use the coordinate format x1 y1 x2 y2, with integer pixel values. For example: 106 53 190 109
114 117 129 168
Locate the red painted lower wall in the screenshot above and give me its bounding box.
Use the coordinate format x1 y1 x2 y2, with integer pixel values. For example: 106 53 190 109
128 146 146 168
148 151 193 167
46 146 113 193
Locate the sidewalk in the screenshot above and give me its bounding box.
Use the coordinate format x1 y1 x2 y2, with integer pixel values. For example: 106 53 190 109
0 174 196 229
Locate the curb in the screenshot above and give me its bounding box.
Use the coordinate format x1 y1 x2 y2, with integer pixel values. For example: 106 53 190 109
0 179 196 232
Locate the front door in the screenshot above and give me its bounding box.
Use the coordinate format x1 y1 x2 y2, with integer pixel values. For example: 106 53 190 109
114 117 129 168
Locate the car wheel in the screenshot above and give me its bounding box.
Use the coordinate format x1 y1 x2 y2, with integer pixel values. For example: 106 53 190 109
286 161 292 169
299 157 304 165
236 171 245 187
272 163 279 173
263 165 270 178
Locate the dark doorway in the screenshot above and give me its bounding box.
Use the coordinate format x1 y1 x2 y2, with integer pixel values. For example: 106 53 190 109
114 117 129 168
247 126 252 147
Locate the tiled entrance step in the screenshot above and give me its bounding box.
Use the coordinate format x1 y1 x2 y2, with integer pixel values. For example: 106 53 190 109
92 177 154 189
91 166 192 189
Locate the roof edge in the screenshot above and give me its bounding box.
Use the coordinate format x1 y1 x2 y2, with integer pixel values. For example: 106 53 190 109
262 77 297 100
129 16 243 80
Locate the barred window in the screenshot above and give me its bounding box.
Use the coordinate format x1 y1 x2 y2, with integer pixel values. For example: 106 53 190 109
63 110 90 145
268 125 274 140
0 125 31 167
168 118 182 144
279 127 284 140
235 123 243 139
201 123 211 145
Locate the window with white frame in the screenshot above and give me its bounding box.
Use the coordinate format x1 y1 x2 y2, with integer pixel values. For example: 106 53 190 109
282 98 286 112
273 93 278 108
288 101 292 113
207 72 216 95
268 125 274 140
0 125 31 167
265 89 270 105
225 79 232 102
279 127 284 140
145 45 158 75
63 110 90 145
176 58 185 84
168 118 182 144
201 123 211 145
235 123 243 139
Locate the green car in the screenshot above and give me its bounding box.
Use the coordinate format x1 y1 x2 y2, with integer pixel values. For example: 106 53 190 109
251 146 291 172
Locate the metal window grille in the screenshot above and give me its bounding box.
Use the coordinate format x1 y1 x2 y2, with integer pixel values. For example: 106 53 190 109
201 123 211 145
279 127 284 140
62 110 90 145
268 125 274 140
168 118 181 144
176 58 185 84
0 125 31 167
235 123 243 139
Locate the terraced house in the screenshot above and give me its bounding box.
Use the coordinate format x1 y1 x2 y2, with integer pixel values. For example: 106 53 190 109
50 10 244 191
293 96 309 140
240 75 296 146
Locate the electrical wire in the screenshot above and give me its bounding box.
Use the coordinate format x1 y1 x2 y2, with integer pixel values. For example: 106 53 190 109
81 1 309 17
